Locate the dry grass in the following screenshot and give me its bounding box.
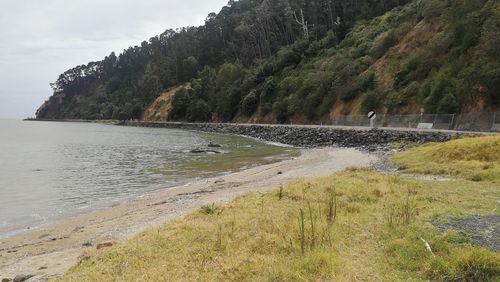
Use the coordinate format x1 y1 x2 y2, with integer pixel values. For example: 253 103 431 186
60 167 499 281
391 136 500 182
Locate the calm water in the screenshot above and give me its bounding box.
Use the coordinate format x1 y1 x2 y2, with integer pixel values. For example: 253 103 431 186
0 120 294 238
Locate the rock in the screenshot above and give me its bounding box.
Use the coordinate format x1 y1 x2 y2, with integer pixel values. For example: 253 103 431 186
2 278 12 282
13 274 33 282
96 241 116 250
207 142 221 148
189 149 221 154
121 122 458 149
82 241 93 247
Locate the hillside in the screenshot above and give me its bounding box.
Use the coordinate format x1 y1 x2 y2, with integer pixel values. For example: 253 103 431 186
36 0 500 123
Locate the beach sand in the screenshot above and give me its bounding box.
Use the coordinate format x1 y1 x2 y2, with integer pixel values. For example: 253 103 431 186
0 147 377 280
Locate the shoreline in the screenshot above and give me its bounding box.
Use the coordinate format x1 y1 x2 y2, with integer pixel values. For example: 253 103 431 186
0 147 377 280
0 122 294 242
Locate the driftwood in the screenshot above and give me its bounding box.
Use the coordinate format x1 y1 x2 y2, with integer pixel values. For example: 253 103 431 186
420 238 436 257
189 149 221 154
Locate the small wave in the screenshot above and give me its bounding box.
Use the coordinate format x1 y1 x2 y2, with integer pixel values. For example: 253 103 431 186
30 213 48 222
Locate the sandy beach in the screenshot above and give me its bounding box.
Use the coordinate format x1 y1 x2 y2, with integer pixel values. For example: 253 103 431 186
0 147 377 280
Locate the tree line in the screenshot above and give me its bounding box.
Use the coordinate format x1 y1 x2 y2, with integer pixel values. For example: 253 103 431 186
36 0 500 122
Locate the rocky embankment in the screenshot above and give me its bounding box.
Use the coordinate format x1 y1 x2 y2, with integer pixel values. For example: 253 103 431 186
120 122 459 150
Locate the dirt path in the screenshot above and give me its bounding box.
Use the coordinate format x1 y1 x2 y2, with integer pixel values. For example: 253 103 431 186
0 147 377 281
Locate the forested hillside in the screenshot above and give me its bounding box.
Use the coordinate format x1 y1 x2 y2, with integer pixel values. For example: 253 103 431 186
36 0 500 123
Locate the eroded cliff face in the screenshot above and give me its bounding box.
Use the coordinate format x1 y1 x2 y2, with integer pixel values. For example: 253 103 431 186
141 86 186 121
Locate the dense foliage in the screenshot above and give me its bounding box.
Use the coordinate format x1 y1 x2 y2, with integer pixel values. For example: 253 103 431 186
36 0 500 122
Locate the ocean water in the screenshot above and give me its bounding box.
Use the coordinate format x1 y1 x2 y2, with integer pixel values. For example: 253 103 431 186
0 120 294 238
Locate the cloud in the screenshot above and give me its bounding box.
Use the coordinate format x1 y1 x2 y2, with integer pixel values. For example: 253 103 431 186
0 0 228 118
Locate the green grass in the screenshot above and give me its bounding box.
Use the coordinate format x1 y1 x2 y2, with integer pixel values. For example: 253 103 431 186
391 136 500 182
59 166 500 281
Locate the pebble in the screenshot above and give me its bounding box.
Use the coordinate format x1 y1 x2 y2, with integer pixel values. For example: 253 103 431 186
13 274 33 282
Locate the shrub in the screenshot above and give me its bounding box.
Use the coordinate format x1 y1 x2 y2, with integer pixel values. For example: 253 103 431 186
260 103 272 117
339 84 360 102
359 72 376 91
361 90 381 114
277 48 301 68
260 77 277 105
186 99 211 122
272 99 289 124
437 92 459 114
241 91 259 117
369 30 399 59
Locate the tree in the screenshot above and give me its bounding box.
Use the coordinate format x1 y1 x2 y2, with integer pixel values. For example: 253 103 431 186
187 100 211 121
182 56 199 82
169 88 191 120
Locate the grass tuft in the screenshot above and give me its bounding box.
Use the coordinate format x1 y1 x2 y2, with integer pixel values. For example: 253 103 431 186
391 136 500 182
200 203 223 215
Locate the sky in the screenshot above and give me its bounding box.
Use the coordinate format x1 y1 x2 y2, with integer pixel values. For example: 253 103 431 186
0 0 228 119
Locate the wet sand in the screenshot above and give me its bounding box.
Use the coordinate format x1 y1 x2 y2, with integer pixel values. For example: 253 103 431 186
0 147 377 280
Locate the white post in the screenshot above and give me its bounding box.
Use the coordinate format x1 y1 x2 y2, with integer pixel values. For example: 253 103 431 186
450 114 455 130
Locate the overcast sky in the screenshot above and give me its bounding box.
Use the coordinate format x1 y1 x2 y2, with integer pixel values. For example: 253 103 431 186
0 0 228 118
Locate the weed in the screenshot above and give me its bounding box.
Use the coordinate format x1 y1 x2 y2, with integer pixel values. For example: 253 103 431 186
308 201 316 250
278 185 284 200
372 189 383 198
344 203 361 214
326 187 337 224
200 203 223 215
201 203 215 214
385 188 419 225
216 224 223 250
298 209 306 255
